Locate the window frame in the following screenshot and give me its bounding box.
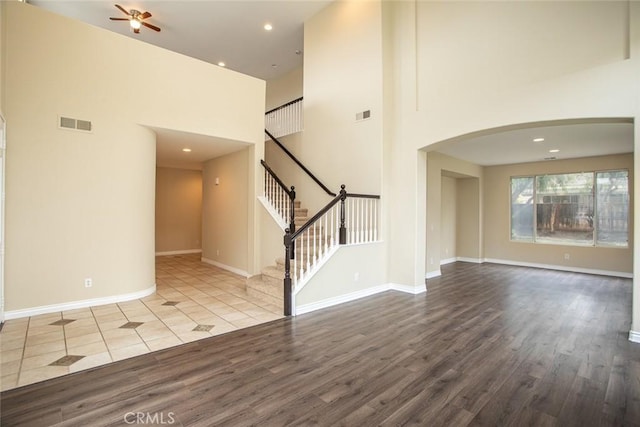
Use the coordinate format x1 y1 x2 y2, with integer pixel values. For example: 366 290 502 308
509 168 629 248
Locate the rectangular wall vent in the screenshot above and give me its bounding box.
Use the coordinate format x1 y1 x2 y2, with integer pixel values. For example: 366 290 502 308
59 116 92 133
355 110 371 121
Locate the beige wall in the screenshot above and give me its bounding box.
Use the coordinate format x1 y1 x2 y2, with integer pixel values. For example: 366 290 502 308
457 178 482 260
441 176 456 261
202 148 250 275
426 152 483 276
299 0 384 215
155 168 202 254
0 1 4 113
295 242 386 308
3 3 264 313
266 66 303 112
484 154 634 274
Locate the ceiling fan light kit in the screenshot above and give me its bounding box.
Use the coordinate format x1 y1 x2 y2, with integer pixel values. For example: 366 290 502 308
109 4 161 34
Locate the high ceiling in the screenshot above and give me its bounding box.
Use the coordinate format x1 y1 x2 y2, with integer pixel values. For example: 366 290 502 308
28 0 331 169
27 1 634 169
28 0 331 81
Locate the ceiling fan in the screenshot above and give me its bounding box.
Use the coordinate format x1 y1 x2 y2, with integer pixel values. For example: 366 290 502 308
109 4 161 34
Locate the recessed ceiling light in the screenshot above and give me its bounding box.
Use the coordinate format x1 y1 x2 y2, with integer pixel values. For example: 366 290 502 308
182 148 192 152
549 149 560 153
217 62 226 67
533 137 545 142
264 23 273 31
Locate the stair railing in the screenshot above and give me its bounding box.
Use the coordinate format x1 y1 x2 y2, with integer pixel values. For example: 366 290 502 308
283 185 380 315
261 160 296 236
265 129 336 197
265 97 303 139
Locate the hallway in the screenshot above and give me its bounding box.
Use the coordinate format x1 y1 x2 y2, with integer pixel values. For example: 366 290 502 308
0 254 282 391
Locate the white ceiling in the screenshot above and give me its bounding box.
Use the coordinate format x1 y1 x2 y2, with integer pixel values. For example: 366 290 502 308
434 121 634 167
153 127 251 170
27 1 634 169
28 0 331 169
28 0 331 81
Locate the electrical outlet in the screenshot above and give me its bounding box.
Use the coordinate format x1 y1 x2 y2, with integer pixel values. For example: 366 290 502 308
354 272 359 281
216 249 220 256
84 278 92 288
564 253 570 260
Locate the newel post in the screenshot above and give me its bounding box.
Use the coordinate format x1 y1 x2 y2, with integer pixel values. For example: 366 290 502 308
283 229 293 316
339 184 347 245
288 186 296 259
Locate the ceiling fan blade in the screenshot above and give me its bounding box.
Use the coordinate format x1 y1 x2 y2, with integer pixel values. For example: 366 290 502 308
109 17 129 21
140 11 152 19
115 4 130 16
141 21 161 32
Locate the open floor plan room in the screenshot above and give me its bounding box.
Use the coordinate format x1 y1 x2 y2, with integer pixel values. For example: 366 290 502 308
1 262 639 426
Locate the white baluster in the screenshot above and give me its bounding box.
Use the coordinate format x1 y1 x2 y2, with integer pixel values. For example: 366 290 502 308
366 199 370 242
357 198 361 243
324 213 329 253
313 222 317 266
306 229 310 273
373 199 378 241
350 199 355 244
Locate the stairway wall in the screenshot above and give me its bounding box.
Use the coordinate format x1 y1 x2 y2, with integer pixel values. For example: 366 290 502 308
258 202 286 272
295 242 386 310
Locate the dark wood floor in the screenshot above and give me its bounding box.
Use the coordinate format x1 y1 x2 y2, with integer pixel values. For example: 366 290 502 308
2 262 639 426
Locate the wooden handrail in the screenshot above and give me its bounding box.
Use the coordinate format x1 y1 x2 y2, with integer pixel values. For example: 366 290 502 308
291 193 343 241
261 160 293 197
265 97 303 115
265 129 336 197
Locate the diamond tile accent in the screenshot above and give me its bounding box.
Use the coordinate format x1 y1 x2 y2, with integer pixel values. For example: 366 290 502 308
162 301 180 306
49 355 85 367
49 319 76 326
120 322 144 329
192 324 214 332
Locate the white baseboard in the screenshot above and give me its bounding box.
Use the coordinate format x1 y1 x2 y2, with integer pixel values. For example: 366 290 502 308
155 249 202 256
201 257 250 278
4 284 156 320
295 282 427 316
426 269 441 279
389 283 427 295
629 330 640 344
440 257 457 265
456 257 483 264
483 258 633 279
296 284 390 315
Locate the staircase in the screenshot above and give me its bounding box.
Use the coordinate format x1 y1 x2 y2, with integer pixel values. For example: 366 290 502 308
247 200 313 308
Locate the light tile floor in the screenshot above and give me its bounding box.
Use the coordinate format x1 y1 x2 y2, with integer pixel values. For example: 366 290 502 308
0 254 283 391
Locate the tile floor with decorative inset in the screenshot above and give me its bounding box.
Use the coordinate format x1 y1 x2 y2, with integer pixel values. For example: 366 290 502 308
0 254 283 391
49 319 76 326
192 324 214 332
49 355 85 367
119 322 144 329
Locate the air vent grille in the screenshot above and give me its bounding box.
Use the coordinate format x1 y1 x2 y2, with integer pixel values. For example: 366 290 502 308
59 116 92 133
355 110 371 121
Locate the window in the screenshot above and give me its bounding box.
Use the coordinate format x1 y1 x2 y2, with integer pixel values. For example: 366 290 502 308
510 170 628 247
511 177 534 241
